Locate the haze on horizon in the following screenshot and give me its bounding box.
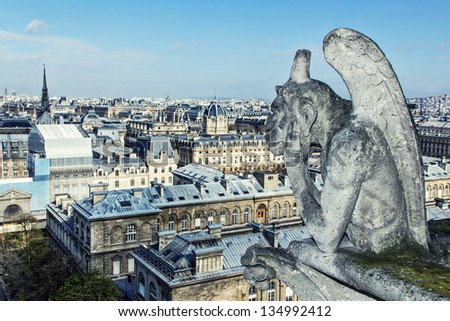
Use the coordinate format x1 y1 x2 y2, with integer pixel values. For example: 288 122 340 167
1 0 449 100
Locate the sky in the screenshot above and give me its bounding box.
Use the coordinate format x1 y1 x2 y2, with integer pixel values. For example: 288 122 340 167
0 0 449 101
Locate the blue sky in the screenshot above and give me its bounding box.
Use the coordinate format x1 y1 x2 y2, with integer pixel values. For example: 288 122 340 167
0 0 449 100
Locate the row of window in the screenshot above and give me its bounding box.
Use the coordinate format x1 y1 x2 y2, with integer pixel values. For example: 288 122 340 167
111 176 173 188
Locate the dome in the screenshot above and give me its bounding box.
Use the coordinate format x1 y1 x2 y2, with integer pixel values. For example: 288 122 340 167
203 101 227 118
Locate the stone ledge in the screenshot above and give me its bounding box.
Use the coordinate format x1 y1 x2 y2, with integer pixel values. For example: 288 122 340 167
288 239 448 301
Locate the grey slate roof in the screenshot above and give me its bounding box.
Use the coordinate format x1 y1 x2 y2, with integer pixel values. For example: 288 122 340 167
132 226 312 286
74 190 161 220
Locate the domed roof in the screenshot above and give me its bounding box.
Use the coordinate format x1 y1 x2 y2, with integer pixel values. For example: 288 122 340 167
203 101 227 118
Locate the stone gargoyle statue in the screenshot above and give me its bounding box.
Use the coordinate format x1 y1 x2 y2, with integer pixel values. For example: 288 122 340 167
241 28 434 300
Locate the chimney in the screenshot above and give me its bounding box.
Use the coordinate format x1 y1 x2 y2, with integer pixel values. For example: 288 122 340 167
251 221 265 233
195 181 205 193
264 227 280 248
220 178 229 191
208 223 222 239
92 191 106 205
89 182 108 194
156 230 176 251
55 193 69 207
194 246 224 274
133 188 143 199
155 184 165 198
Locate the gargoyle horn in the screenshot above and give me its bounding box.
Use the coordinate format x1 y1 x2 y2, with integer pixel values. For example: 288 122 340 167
290 49 311 84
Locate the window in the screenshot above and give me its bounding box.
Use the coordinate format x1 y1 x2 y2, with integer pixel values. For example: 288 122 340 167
115 180 120 188
272 204 278 219
268 281 276 301
141 178 145 186
168 216 175 230
181 214 188 231
220 210 226 225
168 176 172 184
282 203 288 218
113 259 121 276
243 208 249 223
292 203 297 217
195 213 201 229
138 273 145 297
126 224 137 242
130 179 135 187
248 285 257 301
156 218 161 231
128 257 135 273
232 208 238 224
208 211 214 225
154 168 158 174
149 281 157 301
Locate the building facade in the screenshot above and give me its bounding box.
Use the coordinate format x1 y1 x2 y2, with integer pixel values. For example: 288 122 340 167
46 172 299 277
0 118 32 179
131 225 310 301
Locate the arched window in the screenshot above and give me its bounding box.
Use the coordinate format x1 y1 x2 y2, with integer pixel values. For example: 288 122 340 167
207 211 214 225
268 281 276 301
220 209 226 225
243 207 250 223
138 273 145 297
110 226 122 244
195 212 202 229
272 204 278 219
232 208 238 224
126 224 137 242
168 215 176 230
248 285 257 301
282 203 288 218
181 214 188 231
149 281 157 301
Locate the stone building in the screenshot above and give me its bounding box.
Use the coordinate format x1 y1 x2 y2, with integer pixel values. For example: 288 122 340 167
0 188 35 234
0 118 32 179
417 120 450 158
46 171 299 277
170 133 284 174
131 224 310 301
202 101 228 135
423 156 450 206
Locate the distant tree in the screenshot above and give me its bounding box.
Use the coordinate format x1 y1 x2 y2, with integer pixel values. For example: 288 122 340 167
2 230 77 300
51 271 122 301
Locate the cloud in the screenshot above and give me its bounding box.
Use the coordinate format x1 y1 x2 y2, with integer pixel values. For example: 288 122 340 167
171 41 183 51
24 20 48 34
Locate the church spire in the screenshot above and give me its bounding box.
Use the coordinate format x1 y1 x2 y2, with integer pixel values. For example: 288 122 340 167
36 63 54 124
40 63 50 111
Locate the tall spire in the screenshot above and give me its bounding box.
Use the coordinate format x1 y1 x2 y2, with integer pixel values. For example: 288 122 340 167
40 63 50 111
36 63 54 124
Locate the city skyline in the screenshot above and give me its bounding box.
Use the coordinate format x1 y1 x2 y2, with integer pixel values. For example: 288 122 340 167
1 0 450 100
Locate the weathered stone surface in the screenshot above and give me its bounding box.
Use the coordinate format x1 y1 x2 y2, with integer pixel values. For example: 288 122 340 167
242 28 441 300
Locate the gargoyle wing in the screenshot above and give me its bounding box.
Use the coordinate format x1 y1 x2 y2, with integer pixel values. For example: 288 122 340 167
323 28 428 250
